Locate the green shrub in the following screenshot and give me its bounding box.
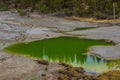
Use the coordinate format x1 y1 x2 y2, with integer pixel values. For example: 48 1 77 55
0 5 9 11
17 9 27 16
116 10 120 18
77 9 90 17
36 2 48 14
94 11 108 19
64 8 72 16
72 8 80 16
40 4 48 13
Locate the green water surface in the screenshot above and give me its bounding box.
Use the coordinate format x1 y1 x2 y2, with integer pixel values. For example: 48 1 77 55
4 37 120 72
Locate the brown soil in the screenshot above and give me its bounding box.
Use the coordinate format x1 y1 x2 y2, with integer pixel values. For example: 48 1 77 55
65 16 120 24
38 62 120 80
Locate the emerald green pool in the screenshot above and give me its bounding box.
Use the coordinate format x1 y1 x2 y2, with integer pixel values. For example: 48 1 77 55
4 37 120 72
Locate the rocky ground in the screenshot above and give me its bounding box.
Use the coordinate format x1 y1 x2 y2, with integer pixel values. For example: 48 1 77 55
0 11 120 80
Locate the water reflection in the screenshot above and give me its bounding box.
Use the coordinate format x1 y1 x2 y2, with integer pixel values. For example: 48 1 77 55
42 53 120 72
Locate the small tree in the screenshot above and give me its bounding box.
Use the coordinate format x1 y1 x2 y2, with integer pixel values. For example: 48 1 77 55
113 2 116 20
40 4 48 13
112 0 119 20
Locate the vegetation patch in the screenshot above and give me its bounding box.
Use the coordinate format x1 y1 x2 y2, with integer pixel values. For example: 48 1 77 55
57 64 120 80
1 0 120 19
0 4 8 11
98 70 120 80
17 9 27 16
58 66 97 80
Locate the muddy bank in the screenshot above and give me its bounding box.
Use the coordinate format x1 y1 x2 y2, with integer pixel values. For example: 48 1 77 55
0 51 63 80
0 52 40 80
1 51 120 80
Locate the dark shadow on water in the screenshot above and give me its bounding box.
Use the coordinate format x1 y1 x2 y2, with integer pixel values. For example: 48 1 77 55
73 27 99 31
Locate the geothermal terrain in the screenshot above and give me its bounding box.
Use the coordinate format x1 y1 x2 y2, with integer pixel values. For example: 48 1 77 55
0 11 120 80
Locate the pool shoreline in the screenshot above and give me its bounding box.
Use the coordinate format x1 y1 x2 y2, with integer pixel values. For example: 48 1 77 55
3 36 117 73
